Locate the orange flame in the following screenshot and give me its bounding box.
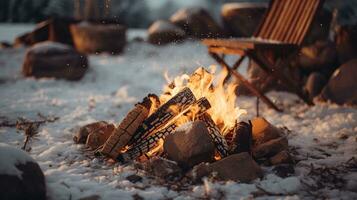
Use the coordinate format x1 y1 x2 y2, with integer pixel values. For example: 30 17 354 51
161 66 247 134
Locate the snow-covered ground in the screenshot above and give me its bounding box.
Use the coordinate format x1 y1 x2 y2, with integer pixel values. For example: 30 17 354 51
0 25 356 200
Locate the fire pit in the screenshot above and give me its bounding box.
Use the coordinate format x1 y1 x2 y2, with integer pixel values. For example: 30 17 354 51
75 67 291 183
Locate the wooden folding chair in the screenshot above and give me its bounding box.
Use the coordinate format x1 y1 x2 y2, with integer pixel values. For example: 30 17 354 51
203 0 324 112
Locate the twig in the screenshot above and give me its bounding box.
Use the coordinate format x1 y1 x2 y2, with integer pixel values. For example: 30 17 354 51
21 123 39 151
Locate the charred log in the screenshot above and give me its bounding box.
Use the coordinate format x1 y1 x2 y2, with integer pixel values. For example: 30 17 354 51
198 113 229 158
128 87 196 145
230 121 253 155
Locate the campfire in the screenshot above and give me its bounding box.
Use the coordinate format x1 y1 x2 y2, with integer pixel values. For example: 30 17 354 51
99 66 247 162
74 66 291 183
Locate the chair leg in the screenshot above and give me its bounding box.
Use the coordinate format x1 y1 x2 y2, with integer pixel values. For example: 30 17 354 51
209 52 283 112
256 97 260 117
223 55 246 84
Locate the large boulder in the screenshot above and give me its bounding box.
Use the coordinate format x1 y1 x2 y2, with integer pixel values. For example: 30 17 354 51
147 20 186 45
170 7 225 39
0 143 46 200
163 121 215 168
221 2 268 37
251 117 282 146
298 40 338 76
48 18 79 45
22 41 88 80
209 152 263 183
305 72 328 99
70 22 126 54
304 9 332 45
320 59 357 105
335 24 357 64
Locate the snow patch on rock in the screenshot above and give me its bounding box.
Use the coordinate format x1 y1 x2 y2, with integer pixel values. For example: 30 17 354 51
0 143 35 178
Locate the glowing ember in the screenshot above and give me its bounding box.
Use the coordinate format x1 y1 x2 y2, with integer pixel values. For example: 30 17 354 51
161 66 247 134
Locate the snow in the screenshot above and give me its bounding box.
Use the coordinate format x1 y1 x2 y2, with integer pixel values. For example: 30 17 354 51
0 25 356 199
148 20 185 35
30 41 72 54
0 143 35 178
0 23 35 42
222 2 268 13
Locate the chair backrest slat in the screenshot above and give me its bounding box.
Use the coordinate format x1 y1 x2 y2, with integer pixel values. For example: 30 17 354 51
282 0 306 42
278 0 300 41
254 0 323 45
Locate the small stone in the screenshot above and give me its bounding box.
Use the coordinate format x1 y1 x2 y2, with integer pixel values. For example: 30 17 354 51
272 164 295 178
253 137 288 159
163 120 215 168
85 123 115 150
144 157 182 179
73 121 111 144
0 143 46 200
251 117 282 146
126 174 142 183
188 162 211 183
269 150 293 165
209 152 263 183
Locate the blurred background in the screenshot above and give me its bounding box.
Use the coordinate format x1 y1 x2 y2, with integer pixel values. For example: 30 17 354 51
1 0 356 28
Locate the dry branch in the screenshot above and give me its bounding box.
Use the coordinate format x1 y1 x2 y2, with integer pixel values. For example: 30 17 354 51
128 87 196 145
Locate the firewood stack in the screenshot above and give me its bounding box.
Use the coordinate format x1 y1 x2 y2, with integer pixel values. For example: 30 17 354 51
95 70 248 163
73 67 293 183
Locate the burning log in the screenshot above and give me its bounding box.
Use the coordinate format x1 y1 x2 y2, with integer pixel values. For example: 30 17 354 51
199 113 229 158
100 104 149 158
118 97 211 162
230 121 253 155
118 123 178 163
128 87 196 145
